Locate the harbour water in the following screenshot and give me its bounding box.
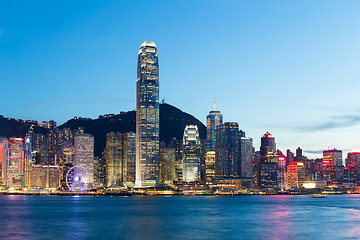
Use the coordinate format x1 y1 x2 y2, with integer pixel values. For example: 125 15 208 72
1 194 360 240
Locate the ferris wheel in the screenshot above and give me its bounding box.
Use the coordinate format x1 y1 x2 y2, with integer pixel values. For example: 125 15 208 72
66 166 89 191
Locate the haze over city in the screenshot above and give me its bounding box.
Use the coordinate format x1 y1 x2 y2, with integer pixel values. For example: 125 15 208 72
1 1 360 158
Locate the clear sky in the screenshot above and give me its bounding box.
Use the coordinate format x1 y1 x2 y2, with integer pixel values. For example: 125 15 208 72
1 0 360 159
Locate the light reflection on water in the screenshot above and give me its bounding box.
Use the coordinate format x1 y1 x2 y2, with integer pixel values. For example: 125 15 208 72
1 195 360 239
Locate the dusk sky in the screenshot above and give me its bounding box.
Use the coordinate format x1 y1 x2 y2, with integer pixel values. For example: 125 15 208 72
1 1 360 158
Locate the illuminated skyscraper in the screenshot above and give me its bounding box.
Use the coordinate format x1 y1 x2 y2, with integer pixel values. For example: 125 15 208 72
206 100 223 151
74 134 94 188
160 148 176 185
257 132 278 189
286 161 306 188
346 152 360 183
182 125 201 182
136 40 159 187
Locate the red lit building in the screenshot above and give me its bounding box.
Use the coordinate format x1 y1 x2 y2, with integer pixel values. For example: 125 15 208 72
323 149 343 184
286 162 306 188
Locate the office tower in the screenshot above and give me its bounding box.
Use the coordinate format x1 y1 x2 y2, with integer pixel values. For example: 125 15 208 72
258 132 278 189
206 100 223 151
105 133 124 187
182 125 201 182
160 148 176 185
124 132 136 185
215 122 240 179
323 148 343 183
3 138 24 189
169 138 183 182
240 137 253 179
105 132 136 187
30 165 60 189
205 151 216 182
74 134 94 188
136 40 160 187
286 161 306 188
346 152 360 183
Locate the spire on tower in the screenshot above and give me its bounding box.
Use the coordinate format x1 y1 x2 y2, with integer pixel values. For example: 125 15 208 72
213 98 216 110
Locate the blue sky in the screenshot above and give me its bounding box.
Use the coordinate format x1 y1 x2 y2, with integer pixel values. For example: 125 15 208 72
1 0 360 158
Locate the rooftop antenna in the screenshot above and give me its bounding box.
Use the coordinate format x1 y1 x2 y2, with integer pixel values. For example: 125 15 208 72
213 97 216 110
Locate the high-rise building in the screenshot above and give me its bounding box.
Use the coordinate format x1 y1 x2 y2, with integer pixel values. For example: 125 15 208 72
182 125 201 182
286 149 294 165
323 148 343 184
159 148 176 185
257 132 278 189
3 138 24 188
205 151 216 182
105 132 136 187
296 147 303 162
286 161 306 188
346 152 360 183
30 165 60 189
240 137 253 179
215 122 240 179
105 133 124 187
74 134 94 188
136 40 160 187
206 100 223 151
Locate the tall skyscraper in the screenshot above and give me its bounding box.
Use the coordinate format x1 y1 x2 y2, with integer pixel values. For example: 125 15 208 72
286 161 306 188
136 40 160 187
182 125 201 182
74 133 94 188
215 122 240 179
206 100 223 151
159 148 176 185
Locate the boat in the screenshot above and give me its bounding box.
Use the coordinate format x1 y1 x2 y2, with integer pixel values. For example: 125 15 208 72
311 194 326 198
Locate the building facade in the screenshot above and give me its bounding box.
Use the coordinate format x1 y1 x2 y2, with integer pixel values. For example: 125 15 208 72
136 40 160 187
323 149 343 184
240 137 253 179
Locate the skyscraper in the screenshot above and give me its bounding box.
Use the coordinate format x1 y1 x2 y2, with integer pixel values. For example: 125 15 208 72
136 41 160 187
182 125 201 182
257 132 278 189
74 133 94 188
240 137 253 179
286 161 306 188
323 148 343 183
346 152 360 183
206 100 223 151
215 122 240 179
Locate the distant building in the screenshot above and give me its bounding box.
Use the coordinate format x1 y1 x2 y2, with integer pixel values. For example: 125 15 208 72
206 100 223 151
323 149 343 184
182 125 201 182
74 134 94 188
3 138 24 188
215 122 240 179
160 148 176 185
286 161 306 188
346 152 360 183
136 40 160 187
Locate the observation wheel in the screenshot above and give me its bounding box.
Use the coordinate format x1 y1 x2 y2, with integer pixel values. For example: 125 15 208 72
66 166 89 191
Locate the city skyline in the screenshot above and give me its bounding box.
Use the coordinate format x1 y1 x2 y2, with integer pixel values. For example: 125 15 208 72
1 1 360 158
